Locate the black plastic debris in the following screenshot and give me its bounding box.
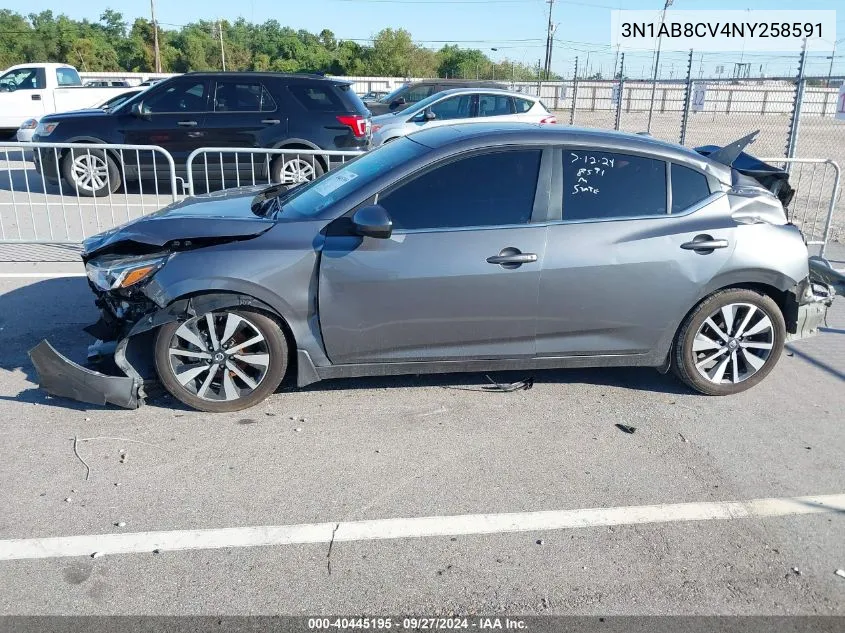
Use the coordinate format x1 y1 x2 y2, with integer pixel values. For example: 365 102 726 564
615 424 637 434
483 375 535 393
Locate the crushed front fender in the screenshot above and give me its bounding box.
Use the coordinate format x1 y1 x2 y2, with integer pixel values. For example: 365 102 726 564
28 340 142 409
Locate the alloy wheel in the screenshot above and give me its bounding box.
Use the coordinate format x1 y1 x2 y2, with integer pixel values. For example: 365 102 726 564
71 153 110 192
279 158 315 184
691 302 775 385
167 311 271 402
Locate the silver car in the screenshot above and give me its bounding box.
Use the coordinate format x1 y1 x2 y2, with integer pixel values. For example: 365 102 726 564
31 124 837 413
370 88 555 146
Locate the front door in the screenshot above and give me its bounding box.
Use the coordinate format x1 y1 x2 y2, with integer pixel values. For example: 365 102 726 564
319 147 550 364
118 77 212 178
537 150 735 356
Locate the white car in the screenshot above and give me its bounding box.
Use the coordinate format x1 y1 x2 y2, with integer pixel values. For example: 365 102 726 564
370 88 556 146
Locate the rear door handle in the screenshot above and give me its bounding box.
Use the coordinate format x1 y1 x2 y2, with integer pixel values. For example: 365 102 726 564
261 119 281 125
681 236 729 253
177 120 198 127
32 94 41 101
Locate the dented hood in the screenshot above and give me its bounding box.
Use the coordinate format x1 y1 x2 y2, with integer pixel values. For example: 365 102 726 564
83 186 275 258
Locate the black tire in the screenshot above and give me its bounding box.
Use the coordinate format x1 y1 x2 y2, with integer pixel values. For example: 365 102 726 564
154 308 288 413
60 148 121 197
269 153 324 186
672 288 786 396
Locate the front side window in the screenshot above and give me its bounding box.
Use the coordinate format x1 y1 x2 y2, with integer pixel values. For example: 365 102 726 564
214 81 276 112
144 80 208 113
56 67 81 86
428 95 473 121
478 94 513 117
671 164 711 213
562 150 667 221
0 68 45 91
379 149 542 231
406 85 435 102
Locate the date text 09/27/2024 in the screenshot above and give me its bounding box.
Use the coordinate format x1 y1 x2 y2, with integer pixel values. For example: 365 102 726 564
307 617 528 630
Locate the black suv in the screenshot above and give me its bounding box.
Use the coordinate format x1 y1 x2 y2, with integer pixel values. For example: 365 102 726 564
364 80 508 115
33 72 372 196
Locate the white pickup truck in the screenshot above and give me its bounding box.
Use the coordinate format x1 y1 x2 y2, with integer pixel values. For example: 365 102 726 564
0 63 135 135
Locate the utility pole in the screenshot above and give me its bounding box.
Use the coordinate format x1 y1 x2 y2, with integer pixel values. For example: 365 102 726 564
543 0 555 80
826 39 844 88
646 0 673 133
217 20 226 71
150 0 161 73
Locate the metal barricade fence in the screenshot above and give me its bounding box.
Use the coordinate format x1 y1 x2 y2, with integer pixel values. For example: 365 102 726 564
186 148 366 196
0 142 179 244
760 158 842 258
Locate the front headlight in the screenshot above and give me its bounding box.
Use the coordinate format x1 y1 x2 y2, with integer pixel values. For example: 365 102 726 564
19 118 39 130
35 121 59 136
85 254 168 291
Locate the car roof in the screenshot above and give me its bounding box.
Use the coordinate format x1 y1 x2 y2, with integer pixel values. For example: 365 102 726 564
423 87 539 99
182 71 343 83
408 122 732 180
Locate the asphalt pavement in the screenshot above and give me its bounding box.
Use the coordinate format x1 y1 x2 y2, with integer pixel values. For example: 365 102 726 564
0 250 844 615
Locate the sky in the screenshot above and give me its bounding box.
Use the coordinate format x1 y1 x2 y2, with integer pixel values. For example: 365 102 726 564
3 0 844 79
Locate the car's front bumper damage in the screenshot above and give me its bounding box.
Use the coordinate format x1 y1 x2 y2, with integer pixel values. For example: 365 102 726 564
28 292 282 409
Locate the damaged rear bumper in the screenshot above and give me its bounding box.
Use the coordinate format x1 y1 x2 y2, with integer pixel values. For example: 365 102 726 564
28 340 143 409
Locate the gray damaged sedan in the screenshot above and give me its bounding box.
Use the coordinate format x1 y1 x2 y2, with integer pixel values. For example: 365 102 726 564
30 124 839 412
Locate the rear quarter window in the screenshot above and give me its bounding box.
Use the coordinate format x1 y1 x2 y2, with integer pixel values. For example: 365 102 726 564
671 164 712 213
288 84 346 112
514 98 535 113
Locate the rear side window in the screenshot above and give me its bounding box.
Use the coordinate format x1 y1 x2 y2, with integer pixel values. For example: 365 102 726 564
562 150 667 221
289 84 344 112
213 81 276 112
56 67 81 86
671 164 711 213
513 98 535 113
478 95 513 117
379 149 542 230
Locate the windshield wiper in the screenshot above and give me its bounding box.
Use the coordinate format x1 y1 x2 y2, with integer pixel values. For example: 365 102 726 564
250 184 290 217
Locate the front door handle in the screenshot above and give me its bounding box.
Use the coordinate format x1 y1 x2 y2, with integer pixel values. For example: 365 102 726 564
177 120 198 127
487 247 538 269
681 235 729 253
31 94 41 101
261 119 281 125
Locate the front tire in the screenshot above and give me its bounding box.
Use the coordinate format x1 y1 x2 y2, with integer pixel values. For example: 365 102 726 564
672 288 785 395
154 308 288 413
60 148 121 197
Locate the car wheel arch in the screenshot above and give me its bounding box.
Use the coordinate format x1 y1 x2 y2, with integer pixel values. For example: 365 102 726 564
60 137 122 165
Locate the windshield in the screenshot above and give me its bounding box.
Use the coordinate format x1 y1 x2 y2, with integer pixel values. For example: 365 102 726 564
277 138 427 219
377 84 408 104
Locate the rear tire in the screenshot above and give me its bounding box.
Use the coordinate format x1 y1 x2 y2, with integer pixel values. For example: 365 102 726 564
60 148 121 197
672 288 785 395
270 153 324 186
154 308 288 413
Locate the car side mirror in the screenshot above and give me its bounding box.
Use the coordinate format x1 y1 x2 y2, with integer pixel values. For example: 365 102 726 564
131 101 150 120
389 97 406 110
424 109 436 121
351 204 393 239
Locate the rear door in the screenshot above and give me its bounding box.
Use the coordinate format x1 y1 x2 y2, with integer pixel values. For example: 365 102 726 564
318 147 551 364
199 78 282 187
536 148 733 357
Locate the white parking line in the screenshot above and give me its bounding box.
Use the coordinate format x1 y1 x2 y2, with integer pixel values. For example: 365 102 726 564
0 273 86 278
1 493 843 561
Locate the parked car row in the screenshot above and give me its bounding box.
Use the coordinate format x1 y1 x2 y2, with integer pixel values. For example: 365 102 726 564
20 72 540 196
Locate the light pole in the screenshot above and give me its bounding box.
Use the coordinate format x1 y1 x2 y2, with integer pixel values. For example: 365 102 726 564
646 0 674 133
491 48 498 81
825 38 845 87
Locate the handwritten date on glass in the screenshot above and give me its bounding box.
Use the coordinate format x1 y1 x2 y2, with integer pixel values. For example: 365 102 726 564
571 151 614 196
